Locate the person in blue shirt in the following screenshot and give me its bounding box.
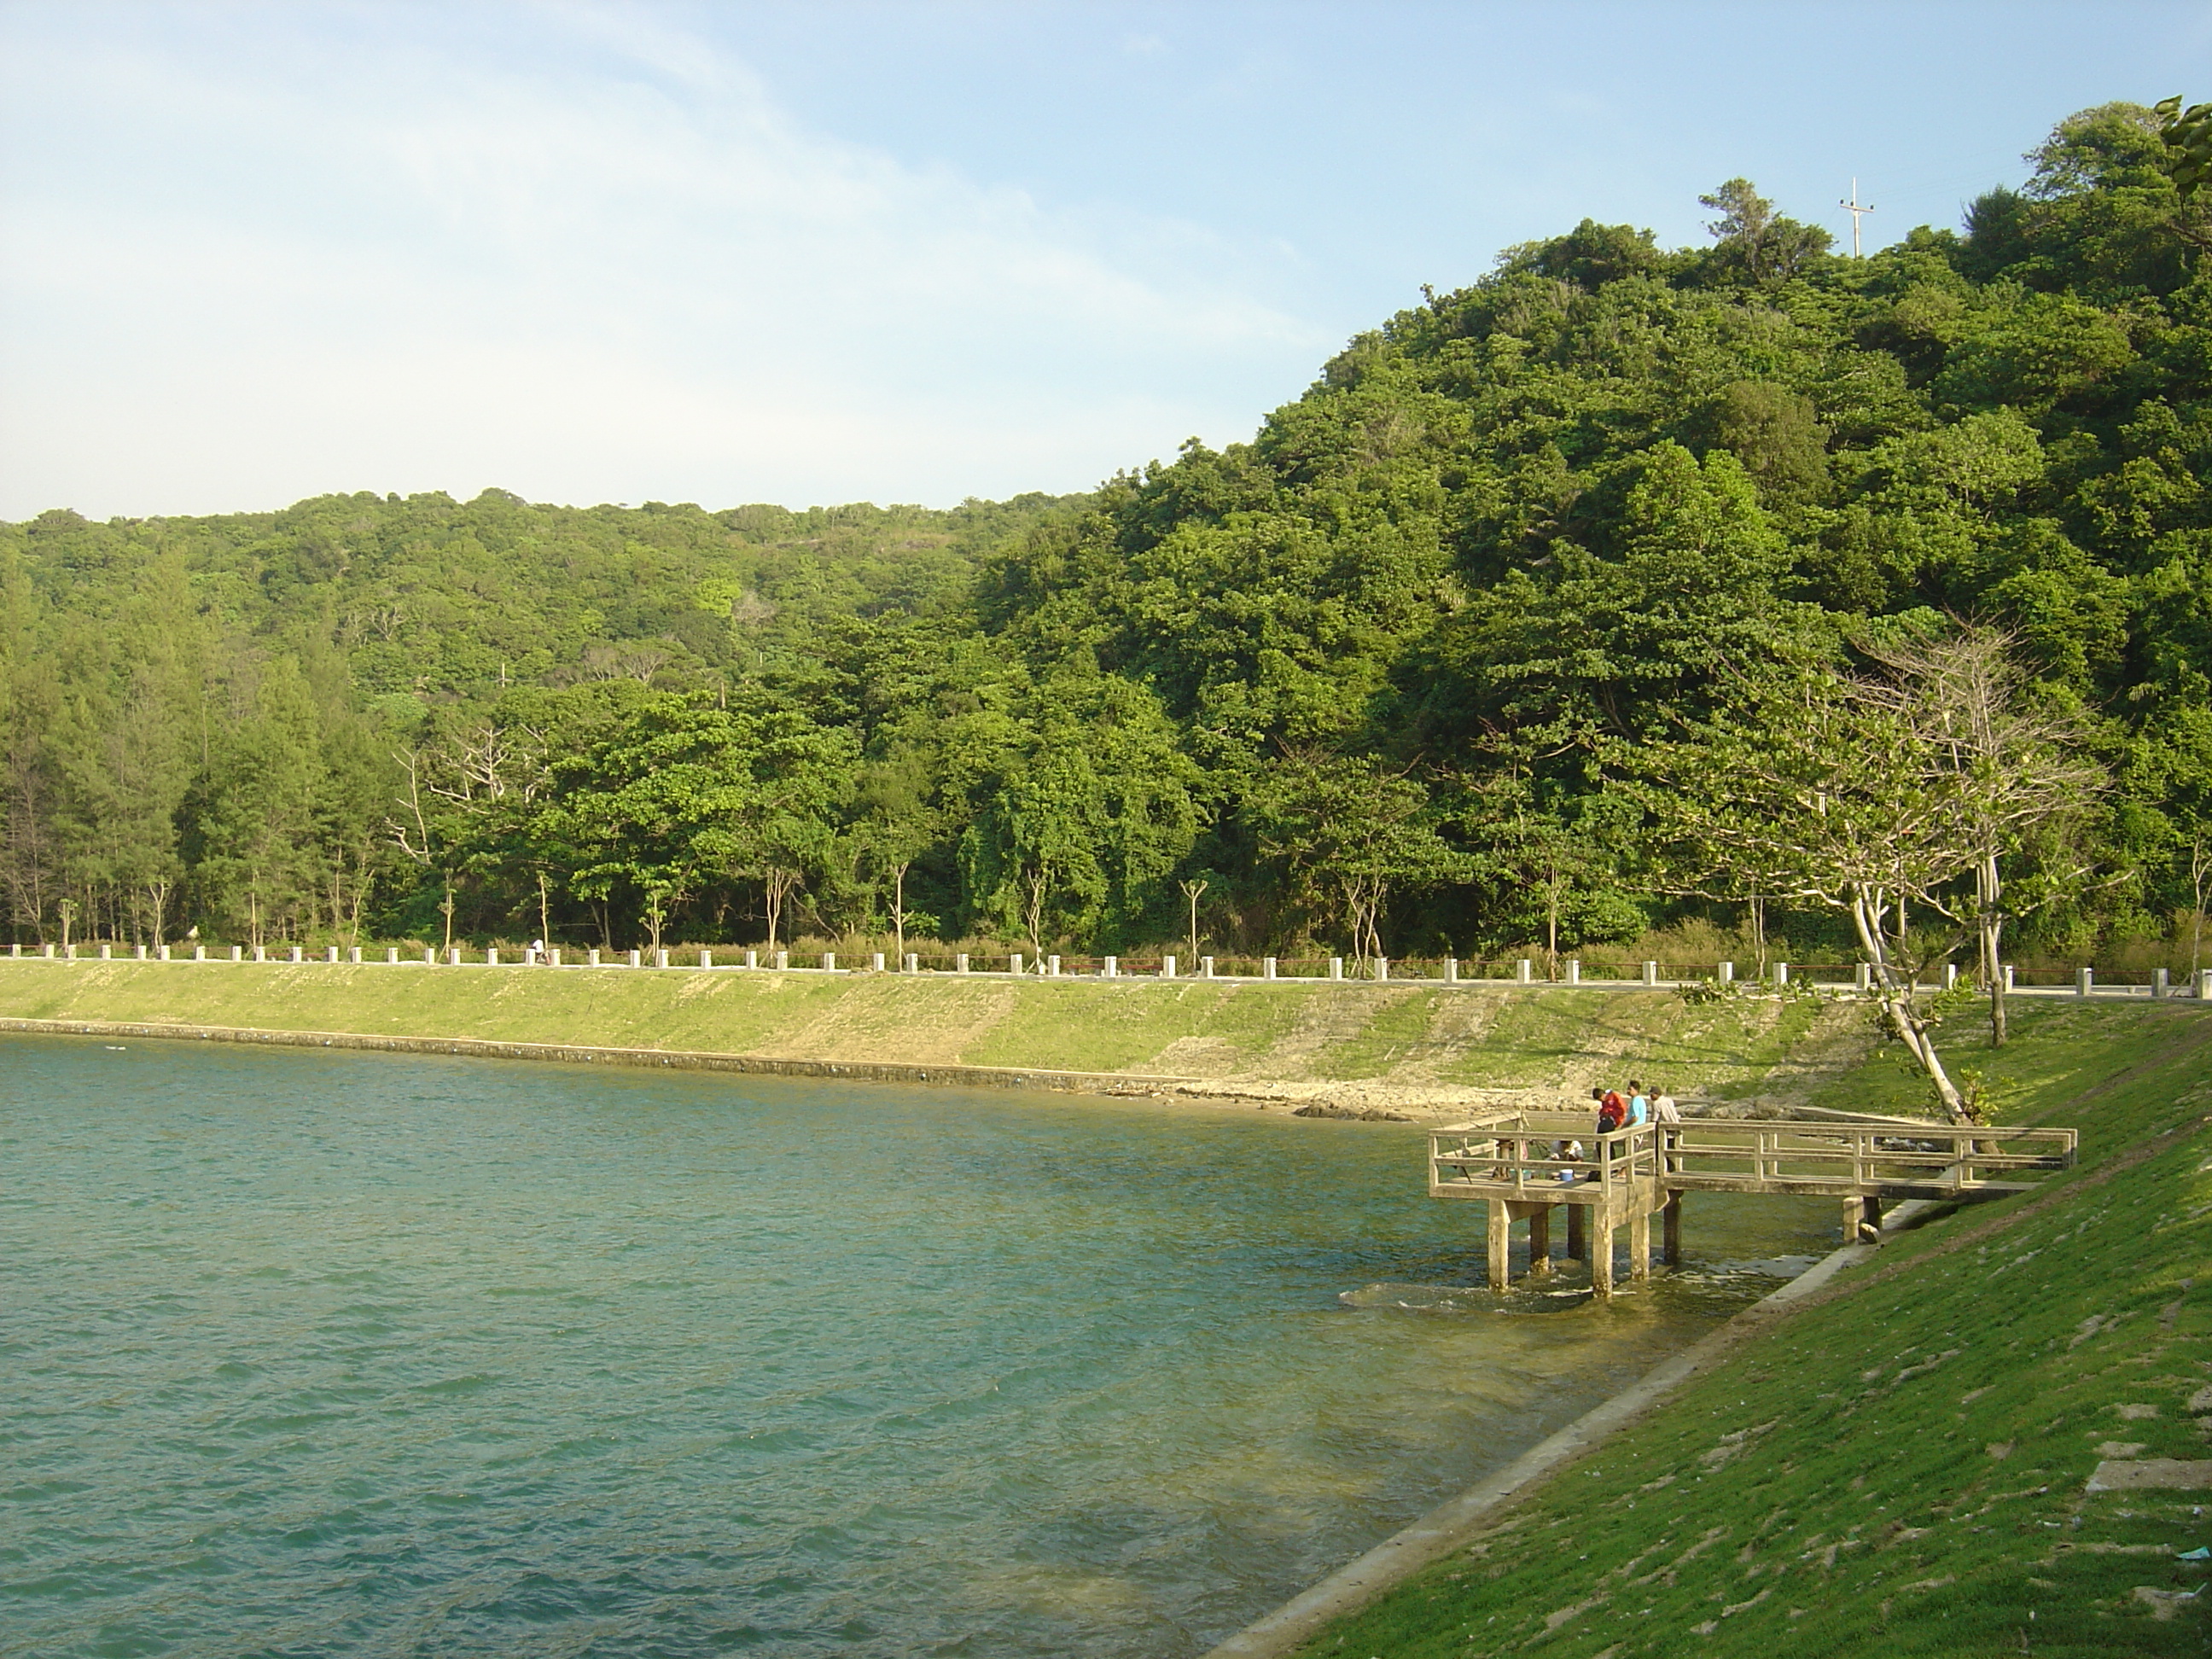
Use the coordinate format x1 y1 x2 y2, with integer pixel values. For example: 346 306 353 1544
1625 1080 1650 1127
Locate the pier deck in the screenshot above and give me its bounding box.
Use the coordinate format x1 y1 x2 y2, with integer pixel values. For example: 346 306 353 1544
1429 1112 2077 1295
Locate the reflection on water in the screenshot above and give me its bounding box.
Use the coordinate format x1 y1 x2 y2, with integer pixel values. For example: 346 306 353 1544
0 1036 1836 1656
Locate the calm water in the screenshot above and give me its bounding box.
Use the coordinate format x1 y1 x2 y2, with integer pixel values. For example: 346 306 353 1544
0 1037 1834 1657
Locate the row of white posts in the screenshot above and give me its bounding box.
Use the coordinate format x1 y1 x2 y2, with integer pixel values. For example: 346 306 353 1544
14 940 2212 997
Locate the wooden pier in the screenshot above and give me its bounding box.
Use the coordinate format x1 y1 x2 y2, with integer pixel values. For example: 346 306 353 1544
1429 1112 2078 1295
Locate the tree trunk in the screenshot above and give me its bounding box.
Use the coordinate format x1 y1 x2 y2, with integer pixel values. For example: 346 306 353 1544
1978 853 2007 1048
1853 889 1968 1122
891 862 908 963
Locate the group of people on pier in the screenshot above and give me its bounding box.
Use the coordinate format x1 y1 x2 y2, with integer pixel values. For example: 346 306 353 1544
1536 1080 1681 1185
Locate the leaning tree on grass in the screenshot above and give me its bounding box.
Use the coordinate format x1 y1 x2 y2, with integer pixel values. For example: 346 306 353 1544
1627 625 2104 1122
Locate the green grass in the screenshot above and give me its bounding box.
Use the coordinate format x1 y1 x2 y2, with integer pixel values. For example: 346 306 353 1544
1290 1000 2212 1657
0 962 1871 1096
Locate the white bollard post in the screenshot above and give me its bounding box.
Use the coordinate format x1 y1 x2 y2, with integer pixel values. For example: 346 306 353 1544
1774 961 1790 987
41 942 54 958
288 946 302 963
905 952 919 974
191 945 205 961
1048 954 1061 976
423 946 435 965
2155 967 2171 999
700 948 713 969
7 942 15 958
1855 962 1871 992
824 952 836 972
1161 954 1175 979
2198 968 2212 999
385 947 399 964
871 952 885 972
655 948 671 969
1943 962 1958 990
1719 961 1733 983
1517 958 1533 984
255 945 268 962
329 946 342 963
1444 958 1458 983
1263 957 1276 980
136 943 148 960
1566 959 1580 984
2077 966 2093 998
548 947 561 967
1200 955 1214 978
1104 955 1119 978
1375 957 1388 981
1010 952 1024 976
2003 963 2015 992
587 948 600 967
746 949 760 969
1642 960 1658 985
98 943 111 959
1328 957 1342 981
445 946 462 966
156 944 170 961
486 947 499 966
956 953 970 974
772 950 787 970
230 946 242 962
626 948 642 968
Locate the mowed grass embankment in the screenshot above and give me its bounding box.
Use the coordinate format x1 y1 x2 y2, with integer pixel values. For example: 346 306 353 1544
1289 999 2212 1658
0 960 1867 1097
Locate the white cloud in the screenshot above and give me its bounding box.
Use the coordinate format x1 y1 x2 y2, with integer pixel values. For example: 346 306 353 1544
0 3 1324 518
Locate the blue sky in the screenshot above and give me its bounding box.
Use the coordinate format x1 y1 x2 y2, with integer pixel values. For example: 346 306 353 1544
4 1 2212 520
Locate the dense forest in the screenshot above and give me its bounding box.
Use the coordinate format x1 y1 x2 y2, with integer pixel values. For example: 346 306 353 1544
9 102 2212 975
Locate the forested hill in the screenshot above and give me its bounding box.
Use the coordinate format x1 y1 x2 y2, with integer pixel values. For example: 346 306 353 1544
7 102 2212 967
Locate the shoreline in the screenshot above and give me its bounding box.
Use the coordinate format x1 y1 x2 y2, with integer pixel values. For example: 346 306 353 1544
1201 1205 1923 1658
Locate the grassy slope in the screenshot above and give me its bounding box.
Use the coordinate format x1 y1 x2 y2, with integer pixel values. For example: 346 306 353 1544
1294 1000 2212 1658
0 963 1866 1097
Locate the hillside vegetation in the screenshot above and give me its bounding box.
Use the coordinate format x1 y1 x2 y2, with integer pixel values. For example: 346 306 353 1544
9 104 2212 986
1292 1000 2212 1656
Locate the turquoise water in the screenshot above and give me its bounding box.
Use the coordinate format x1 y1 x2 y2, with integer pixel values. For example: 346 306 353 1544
0 1037 1834 1656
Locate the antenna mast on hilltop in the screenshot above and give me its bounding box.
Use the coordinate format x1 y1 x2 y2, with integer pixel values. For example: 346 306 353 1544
1840 178 1875 258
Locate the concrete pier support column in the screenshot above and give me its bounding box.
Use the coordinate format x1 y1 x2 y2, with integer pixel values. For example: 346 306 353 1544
1444 958 1458 983
905 952 919 974
1161 955 1175 979
1527 1207 1551 1276
2155 967 2170 999
871 952 885 972
956 953 970 974
1629 1205 1651 1280
2077 965 2094 998
1662 1193 1682 1266
1566 1204 1587 1263
1565 959 1580 985
1516 958 1532 984
1262 957 1276 980
1487 1201 1511 1290
1591 1210 1615 1296
1328 957 1342 981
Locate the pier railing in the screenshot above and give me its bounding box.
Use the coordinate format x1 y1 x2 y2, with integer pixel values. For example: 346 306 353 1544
1430 1112 2076 1203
